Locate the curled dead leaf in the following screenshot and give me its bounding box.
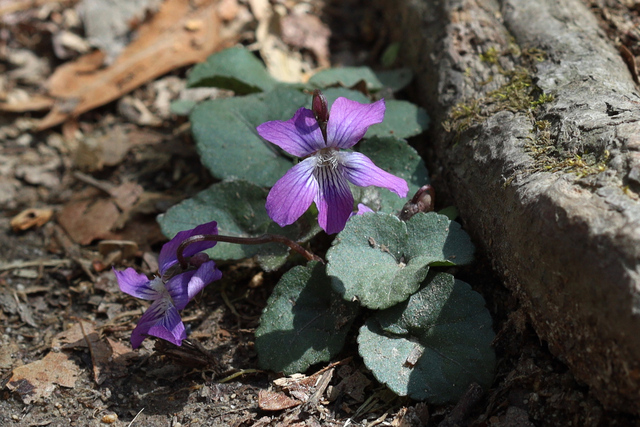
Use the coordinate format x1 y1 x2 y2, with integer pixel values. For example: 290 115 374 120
10 208 54 232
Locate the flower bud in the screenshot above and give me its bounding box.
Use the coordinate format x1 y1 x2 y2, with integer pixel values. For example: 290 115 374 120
398 185 435 221
312 90 329 126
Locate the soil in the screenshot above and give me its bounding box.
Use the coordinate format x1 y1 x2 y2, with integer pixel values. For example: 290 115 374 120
1 0 640 426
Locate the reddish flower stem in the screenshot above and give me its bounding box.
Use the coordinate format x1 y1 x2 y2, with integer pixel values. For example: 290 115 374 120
177 234 323 269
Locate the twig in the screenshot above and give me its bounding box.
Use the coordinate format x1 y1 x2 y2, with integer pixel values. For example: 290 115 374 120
0 258 71 271
73 171 114 195
217 369 262 383
128 408 145 427
75 318 100 384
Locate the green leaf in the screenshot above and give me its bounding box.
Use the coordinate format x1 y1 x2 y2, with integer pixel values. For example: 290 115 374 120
375 68 413 92
190 87 309 187
358 272 496 404
157 180 318 271
326 212 474 309
322 87 370 106
356 136 429 214
187 47 278 94
404 211 475 267
308 67 384 92
255 262 359 374
438 206 459 221
366 100 430 140
380 43 401 68
170 99 197 116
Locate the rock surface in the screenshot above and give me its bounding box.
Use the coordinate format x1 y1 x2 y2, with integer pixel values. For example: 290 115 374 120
381 0 640 412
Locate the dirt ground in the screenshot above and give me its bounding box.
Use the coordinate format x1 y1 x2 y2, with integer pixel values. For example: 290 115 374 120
1 0 640 426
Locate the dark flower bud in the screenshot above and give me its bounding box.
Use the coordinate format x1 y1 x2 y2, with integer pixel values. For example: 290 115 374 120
312 90 329 123
312 90 329 140
398 185 435 221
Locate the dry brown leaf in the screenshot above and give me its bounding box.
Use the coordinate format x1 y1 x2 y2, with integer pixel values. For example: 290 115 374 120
52 321 136 384
258 389 302 411
37 0 234 130
10 208 54 232
331 370 371 402
57 181 145 245
57 198 120 245
7 351 80 404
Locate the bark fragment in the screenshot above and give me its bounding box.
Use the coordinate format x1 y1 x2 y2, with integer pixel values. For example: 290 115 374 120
381 0 640 412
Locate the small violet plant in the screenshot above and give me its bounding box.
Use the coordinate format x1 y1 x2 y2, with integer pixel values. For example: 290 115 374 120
113 221 221 348
257 91 409 234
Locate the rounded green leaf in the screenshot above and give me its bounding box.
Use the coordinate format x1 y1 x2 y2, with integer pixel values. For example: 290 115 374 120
358 272 496 404
327 213 430 309
366 100 430 140
157 180 318 270
356 136 430 214
170 99 197 116
190 88 309 186
187 47 278 94
405 212 475 267
327 212 475 309
322 87 370 106
308 67 384 92
375 68 413 92
255 262 359 374
380 43 401 68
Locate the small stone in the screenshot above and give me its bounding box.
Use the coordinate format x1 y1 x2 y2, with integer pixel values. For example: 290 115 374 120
101 413 118 424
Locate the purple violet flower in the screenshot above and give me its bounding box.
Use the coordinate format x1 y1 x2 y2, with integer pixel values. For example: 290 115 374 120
113 221 222 348
257 94 409 234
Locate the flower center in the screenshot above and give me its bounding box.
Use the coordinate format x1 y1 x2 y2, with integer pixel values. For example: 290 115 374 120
315 148 339 169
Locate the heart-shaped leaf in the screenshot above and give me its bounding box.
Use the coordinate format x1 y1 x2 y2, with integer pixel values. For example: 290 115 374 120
366 100 430 140
190 87 309 187
327 212 474 309
358 272 496 404
308 67 384 92
255 262 359 374
375 68 413 92
187 47 278 94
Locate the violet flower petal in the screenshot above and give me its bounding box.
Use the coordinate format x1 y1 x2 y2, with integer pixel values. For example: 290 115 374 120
266 157 318 227
187 260 222 301
257 107 326 157
326 98 385 149
114 267 159 300
158 221 218 275
341 151 409 197
355 203 374 215
164 261 221 310
130 298 186 348
164 271 193 311
315 166 354 234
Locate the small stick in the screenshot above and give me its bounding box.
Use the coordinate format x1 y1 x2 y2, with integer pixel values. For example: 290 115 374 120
176 233 323 269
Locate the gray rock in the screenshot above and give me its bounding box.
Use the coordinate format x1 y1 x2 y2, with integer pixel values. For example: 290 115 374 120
380 0 640 413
